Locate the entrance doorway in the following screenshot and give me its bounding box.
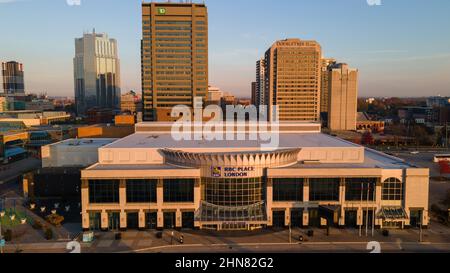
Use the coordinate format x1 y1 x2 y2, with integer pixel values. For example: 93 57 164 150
362 210 374 229
272 210 285 228
182 212 194 229
309 208 320 228
345 210 358 228
409 209 422 227
146 212 157 229
164 212 176 229
108 212 120 231
89 212 101 231
290 209 303 227
127 212 139 229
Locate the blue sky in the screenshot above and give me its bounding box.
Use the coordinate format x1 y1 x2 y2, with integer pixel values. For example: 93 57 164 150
0 0 449 98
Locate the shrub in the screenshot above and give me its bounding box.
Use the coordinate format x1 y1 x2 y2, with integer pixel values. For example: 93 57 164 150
44 228 53 240
3 229 13 242
46 214 64 227
32 220 43 230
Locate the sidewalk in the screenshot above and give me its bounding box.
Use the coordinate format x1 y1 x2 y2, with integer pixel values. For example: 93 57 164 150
83 223 450 253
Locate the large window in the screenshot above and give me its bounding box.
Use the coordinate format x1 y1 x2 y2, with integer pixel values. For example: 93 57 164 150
126 180 157 203
309 178 340 201
345 178 377 201
382 178 403 201
203 177 264 207
89 180 119 204
273 178 303 202
163 179 194 203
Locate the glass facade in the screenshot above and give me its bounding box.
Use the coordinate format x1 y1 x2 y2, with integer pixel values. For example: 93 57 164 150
273 178 303 202
309 178 340 201
163 179 195 203
88 180 119 203
382 178 403 200
345 178 377 201
126 179 157 203
203 177 264 207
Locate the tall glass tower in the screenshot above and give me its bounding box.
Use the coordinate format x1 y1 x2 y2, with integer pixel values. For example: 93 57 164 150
74 30 121 115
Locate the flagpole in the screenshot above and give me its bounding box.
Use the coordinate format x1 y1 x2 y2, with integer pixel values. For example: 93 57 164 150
365 183 369 237
359 183 363 237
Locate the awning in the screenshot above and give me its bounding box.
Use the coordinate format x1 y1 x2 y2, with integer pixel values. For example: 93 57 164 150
377 207 408 220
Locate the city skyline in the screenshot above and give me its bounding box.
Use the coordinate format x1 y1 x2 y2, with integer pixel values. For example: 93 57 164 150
0 0 449 98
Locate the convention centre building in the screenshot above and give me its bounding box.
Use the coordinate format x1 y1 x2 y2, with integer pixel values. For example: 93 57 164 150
80 122 429 231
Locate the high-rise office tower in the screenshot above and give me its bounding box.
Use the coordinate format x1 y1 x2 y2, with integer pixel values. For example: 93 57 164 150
141 2 208 121
251 82 257 106
264 39 322 121
74 31 121 115
255 58 265 108
328 63 358 131
2 61 25 94
320 58 336 113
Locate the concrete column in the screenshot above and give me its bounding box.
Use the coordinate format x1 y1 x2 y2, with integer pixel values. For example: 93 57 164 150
375 180 382 227
139 210 146 229
339 209 346 226
339 179 345 203
266 178 273 226
357 207 363 226
423 210 429 227
194 179 201 208
339 179 346 226
157 179 164 206
81 179 90 230
285 208 290 227
157 210 164 229
101 211 108 231
120 211 127 230
176 210 182 228
303 180 309 202
82 212 90 230
302 209 309 227
119 180 126 207
22 177 29 198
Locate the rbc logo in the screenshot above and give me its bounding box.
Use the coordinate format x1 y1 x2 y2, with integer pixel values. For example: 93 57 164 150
367 0 382 6
67 0 81 6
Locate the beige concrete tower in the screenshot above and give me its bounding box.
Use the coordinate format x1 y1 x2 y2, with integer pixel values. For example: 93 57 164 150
141 2 208 121
264 39 322 121
328 63 358 131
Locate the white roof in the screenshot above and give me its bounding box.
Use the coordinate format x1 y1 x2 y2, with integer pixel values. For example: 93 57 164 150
104 132 358 150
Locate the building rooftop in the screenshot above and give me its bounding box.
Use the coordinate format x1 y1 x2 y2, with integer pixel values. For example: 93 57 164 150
48 138 117 148
104 132 359 150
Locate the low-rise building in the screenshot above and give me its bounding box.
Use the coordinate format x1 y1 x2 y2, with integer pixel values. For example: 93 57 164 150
80 122 429 231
